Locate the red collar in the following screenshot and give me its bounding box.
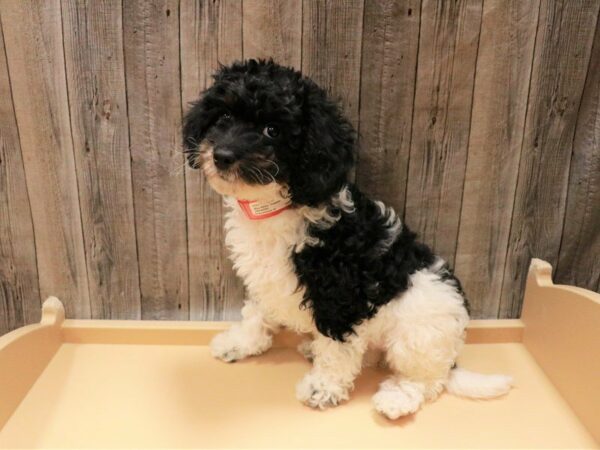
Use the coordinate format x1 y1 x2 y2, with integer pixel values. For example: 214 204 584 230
237 197 291 220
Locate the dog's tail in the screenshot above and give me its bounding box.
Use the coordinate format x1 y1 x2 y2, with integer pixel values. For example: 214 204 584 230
446 367 513 399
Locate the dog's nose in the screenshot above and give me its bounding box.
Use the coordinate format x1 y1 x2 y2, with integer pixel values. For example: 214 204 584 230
213 147 236 170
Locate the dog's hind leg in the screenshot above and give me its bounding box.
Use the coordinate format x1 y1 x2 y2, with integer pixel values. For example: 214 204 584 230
372 268 469 419
373 311 463 418
210 300 275 362
373 320 459 419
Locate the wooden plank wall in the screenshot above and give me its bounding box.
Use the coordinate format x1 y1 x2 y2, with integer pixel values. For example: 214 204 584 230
0 0 599 334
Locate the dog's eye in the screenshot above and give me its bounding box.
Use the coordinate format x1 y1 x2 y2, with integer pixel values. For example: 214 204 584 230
221 112 231 120
263 125 279 139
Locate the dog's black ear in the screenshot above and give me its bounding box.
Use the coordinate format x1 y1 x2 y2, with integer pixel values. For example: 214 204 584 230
289 80 355 206
182 94 215 169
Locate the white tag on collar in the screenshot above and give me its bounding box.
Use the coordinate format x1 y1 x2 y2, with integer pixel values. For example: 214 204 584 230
237 197 291 220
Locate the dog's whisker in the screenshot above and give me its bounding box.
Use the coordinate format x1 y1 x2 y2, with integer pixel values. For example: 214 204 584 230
168 154 189 176
184 136 200 149
251 167 266 183
169 163 186 176
264 159 280 177
258 166 276 184
247 165 265 184
250 164 275 184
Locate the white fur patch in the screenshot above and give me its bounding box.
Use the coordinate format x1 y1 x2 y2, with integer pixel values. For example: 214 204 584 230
223 196 314 333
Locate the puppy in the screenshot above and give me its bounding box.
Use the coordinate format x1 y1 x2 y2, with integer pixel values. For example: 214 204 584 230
183 59 512 419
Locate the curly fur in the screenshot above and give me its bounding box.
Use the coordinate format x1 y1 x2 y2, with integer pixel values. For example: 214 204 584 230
182 59 512 419
294 185 468 341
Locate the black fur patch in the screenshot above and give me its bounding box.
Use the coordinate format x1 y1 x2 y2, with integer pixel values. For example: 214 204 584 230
294 185 441 341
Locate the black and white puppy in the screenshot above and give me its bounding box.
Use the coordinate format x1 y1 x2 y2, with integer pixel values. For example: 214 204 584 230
183 59 511 419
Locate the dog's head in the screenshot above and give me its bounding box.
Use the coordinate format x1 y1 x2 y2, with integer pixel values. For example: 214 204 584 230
182 59 355 206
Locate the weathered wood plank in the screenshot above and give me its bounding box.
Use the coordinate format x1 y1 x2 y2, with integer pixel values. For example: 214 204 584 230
454 0 539 318
356 0 421 214
62 0 141 320
181 0 245 320
555 17 600 293
242 0 302 67
0 20 40 335
500 0 600 318
302 0 364 131
123 0 188 319
0 0 90 319
404 0 483 265
0 0 598 327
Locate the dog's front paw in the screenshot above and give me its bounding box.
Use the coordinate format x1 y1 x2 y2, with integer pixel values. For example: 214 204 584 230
296 372 349 409
210 328 272 363
210 331 248 363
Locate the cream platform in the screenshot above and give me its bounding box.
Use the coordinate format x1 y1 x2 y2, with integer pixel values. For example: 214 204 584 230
0 259 598 448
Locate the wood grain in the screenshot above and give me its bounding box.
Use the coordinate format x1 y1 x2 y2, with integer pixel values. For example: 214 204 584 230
454 0 539 318
181 0 245 320
242 0 302 67
0 20 40 335
356 0 421 215
404 0 483 265
302 0 364 132
500 0 600 318
555 17 600 293
123 0 188 319
0 0 90 319
62 0 141 320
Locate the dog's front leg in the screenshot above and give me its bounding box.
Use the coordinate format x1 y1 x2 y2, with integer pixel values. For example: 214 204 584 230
210 300 274 362
296 335 365 409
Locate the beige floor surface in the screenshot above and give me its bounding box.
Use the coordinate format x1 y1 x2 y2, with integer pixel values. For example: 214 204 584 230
0 341 595 449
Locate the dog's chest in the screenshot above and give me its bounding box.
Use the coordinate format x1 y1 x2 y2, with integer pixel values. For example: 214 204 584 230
224 203 314 333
